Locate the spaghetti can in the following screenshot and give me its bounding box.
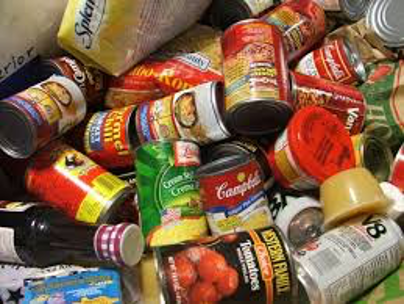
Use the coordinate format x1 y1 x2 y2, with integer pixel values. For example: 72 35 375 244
290 71 366 135
0 75 86 158
295 38 367 85
84 105 140 170
262 0 326 63
25 141 133 224
267 106 356 190
222 19 293 136
389 143 404 192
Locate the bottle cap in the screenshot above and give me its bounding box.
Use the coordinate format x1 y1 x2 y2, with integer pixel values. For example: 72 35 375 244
380 182 404 221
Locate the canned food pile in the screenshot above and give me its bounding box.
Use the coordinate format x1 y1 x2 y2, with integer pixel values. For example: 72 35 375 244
0 0 404 303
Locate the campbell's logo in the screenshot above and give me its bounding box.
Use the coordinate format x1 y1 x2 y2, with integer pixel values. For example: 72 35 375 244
62 57 86 89
323 43 346 80
75 0 105 49
216 170 261 200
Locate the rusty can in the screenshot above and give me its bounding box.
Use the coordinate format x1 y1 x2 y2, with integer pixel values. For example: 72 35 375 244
25 141 133 224
295 38 367 85
0 75 86 158
290 71 366 135
222 19 293 136
84 105 140 170
262 0 326 63
390 143 404 192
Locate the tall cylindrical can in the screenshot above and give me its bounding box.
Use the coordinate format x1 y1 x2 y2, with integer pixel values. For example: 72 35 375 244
222 19 293 136
390 143 404 192
0 75 86 158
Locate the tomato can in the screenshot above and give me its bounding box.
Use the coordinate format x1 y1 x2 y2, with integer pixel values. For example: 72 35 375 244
290 71 366 135
389 143 404 192
25 141 133 224
267 106 356 190
222 19 293 136
262 0 326 63
140 226 299 304
295 38 367 85
0 75 86 158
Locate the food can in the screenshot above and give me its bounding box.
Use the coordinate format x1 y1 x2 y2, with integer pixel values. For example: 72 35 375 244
295 38 367 85
141 226 299 304
295 214 404 304
222 19 293 136
313 0 340 11
389 143 404 192
290 71 366 135
196 154 273 236
262 0 326 62
25 141 133 224
267 106 356 190
351 133 393 182
136 81 230 145
0 75 86 158
339 0 373 21
84 105 140 170
135 140 208 247
380 182 404 222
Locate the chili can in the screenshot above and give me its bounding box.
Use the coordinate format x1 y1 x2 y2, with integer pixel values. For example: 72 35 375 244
267 106 356 190
0 75 86 158
25 141 133 224
389 143 404 192
222 19 293 136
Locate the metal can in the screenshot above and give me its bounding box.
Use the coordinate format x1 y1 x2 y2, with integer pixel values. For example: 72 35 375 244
141 226 299 304
290 71 366 135
380 182 404 222
135 140 208 247
222 19 293 136
339 0 373 21
25 141 133 224
262 0 326 62
267 106 356 190
84 105 139 170
390 143 404 192
0 75 86 158
295 38 367 85
136 81 230 145
295 214 404 304
313 0 340 11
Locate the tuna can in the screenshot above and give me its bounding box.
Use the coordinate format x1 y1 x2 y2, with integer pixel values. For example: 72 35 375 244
140 226 299 304
262 0 326 62
351 133 393 182
136 81 230 145
196 154 273 236
222 19 293 136
295 38 367 85
290 71 366 135
25 141 133 224
0 75 86 158
135 140 208 247
389 143 404 192
84 105 140 170
295 214 404 304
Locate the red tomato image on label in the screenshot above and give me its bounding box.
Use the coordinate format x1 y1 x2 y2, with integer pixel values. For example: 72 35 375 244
197 251 228 283
215 267 239 297
183 246 212 264
189 281 220 304
174 254 198 288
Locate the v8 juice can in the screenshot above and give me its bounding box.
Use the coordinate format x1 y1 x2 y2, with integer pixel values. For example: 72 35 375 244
222 19 293 136
135 140 208 247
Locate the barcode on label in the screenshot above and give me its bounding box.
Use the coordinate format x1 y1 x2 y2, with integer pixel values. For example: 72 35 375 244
308 248 342 276
94 174 127 198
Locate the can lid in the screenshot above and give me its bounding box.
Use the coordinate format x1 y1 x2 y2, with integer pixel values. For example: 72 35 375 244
342 38 367 82
196 153 253 178
339 0 371 21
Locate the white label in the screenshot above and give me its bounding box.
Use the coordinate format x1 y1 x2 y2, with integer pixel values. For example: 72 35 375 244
295 53 320 77
0 228 23 264
0 202 36 212
244 0 276 16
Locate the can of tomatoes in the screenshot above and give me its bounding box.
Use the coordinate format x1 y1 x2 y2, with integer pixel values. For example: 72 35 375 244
140 226 299 304
267 106 356 190
389 143 404 192
25 141 133 224
295 38 367 85
222 19 293 136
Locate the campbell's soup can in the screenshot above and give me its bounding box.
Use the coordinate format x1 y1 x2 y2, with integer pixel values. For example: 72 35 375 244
222 19 293 136
140 226 299 304
267 106 356 190
25 141 133 224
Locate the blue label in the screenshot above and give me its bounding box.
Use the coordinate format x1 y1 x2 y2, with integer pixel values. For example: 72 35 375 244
139 104 152 141
88 111 108 152
8 96 43 126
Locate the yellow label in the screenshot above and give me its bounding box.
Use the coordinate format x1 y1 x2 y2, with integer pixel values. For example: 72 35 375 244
23 88 62 125
150 97 179 139
350 134 364 167
275 149 300 184
216 215 243 232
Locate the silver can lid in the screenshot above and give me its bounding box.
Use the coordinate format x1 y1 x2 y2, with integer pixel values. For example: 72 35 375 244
342 38 367 82
339 0 372 21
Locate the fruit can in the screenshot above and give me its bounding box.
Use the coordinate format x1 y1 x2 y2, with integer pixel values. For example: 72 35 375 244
222 19 293 136
0 75 86 158
84 105 139 170
266 106 356 190
196 154 273 236
389 143 404 192
136 81 230 145
262 0 326 62
25 141 133 224
135 140 208 247
295 38 367 85
290 71 366 135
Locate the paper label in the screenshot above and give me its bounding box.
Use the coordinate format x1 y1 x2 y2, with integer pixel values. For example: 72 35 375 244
0 228 23 264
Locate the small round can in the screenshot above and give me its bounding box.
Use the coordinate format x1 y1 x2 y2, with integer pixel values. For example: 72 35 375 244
389 143 404 192
25 141 133 224
262 0 326 62
0 75 86 158
290 71 366 135
222 19 293 136
295 38 367 85
196 154 273 236
84 105 140 170
266 106 356 190
339 0 373 21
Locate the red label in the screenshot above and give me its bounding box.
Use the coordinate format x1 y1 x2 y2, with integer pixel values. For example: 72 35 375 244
390 144 404 191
